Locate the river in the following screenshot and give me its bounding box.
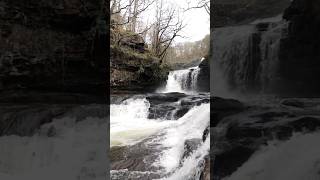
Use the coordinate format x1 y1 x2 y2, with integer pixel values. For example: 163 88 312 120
110 63 210 180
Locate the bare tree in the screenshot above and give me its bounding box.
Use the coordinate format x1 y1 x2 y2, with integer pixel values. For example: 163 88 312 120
185 0 210 15
151 0 186 62
111 0 155 32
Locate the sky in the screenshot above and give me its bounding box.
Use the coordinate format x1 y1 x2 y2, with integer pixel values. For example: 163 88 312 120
173 0 210 43
141 0 210 43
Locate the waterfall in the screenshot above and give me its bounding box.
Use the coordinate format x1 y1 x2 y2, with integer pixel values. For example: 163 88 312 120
0 106 107 180
110 97 210 179
225 132 320 180
213 16 288 95
110 98 173 147
110 58 209 179
163 66 201 93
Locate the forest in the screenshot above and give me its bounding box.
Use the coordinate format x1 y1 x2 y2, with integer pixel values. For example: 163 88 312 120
110 0 210 66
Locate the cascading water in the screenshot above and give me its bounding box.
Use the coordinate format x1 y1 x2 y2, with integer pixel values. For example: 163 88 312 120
213 15 288 95
163 66 201 93
0 105 107 180
224 132 320 180
110 59 210 180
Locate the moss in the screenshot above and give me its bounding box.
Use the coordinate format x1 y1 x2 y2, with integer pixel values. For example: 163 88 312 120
111 45 157 62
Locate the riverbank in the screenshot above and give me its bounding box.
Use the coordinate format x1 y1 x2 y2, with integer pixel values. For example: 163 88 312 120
110 61 210 179
212 96 320 180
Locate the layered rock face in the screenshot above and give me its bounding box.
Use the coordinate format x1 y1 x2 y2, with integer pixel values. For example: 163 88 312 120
213 0 291 27
278 0 320 96
198 58 210 92
110 33 169 93
0 0 106 98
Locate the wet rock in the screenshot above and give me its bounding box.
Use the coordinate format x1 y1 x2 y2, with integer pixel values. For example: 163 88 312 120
174 107 190 119
202 126 210 142
211 97 246 126
212 97 245 110
213 146 255 179
200 155 210 180
148 105 176 119
0 104 70 136
46 125 57 137
212 98 320 180
281 98 305 108
183 139 202 159
251 111 296 123
147 93 209 120
110 137 163 176
146 93 187 104
288 117 320 132
197 58 210 92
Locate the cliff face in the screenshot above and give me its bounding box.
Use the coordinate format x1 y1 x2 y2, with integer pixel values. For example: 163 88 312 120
0 0 106 98
198 58 210 92
213 0 291 27
110 31 169 93
278 0 320 95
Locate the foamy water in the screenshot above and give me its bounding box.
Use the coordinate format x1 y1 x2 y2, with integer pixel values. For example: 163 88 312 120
110 98 174 147
0 115 107 180
111 63 209 179
161 66 201 94
224 132 320 180
155 103 210 173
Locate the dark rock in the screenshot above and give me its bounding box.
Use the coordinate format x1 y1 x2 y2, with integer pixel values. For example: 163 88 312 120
202 126 210 142
46 125 57 137
212 97 245 110
212 97 320 179
0 0 107 102
288 116 320 132
0 104 69 136
119 34 146 53
174 107 190 119
146 93 187 105
110 35 169 92
200 155 210 180
146 93 208 120
110 136 163 179
213 146 255 179
182 139 202 160
0 103 106 136
197 58 210 92
211 97 246 126
281 99 305 108
148 105 176 119
277 0 320 96
213 0 291 27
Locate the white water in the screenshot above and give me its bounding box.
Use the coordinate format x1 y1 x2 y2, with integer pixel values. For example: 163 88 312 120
156 103 210 177
162 66 200 93
213 19 288 95
110 98 174 147
111 63 209 179
0 112 107 180
164 136 210 180
110 98 210 178
213 25 256 94
224 132 320 180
